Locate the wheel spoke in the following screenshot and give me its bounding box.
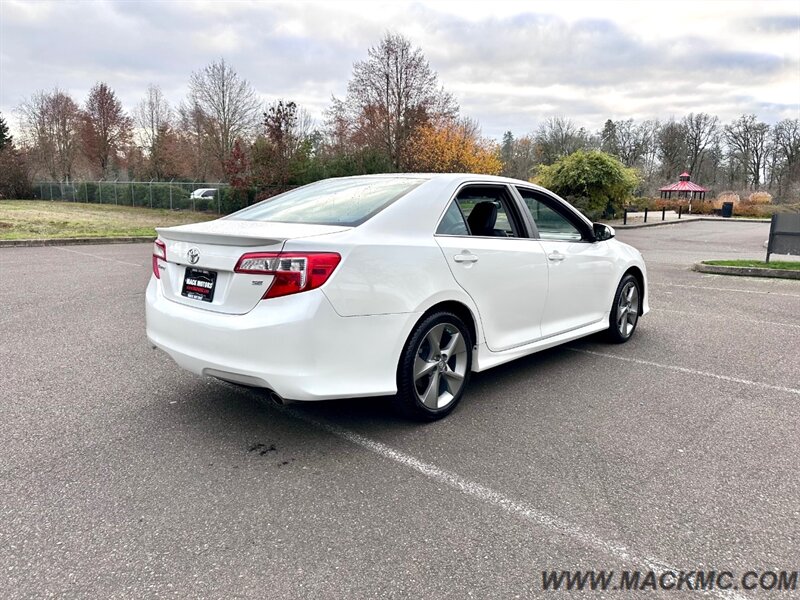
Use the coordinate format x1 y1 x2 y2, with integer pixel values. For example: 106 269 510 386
625 285 635 302
617 306 627 327
443 367 464 386
440 329 466 359
421 371 440 408
414 356 437 380
424 324 446 356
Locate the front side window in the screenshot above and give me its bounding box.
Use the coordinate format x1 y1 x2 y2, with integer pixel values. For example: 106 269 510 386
228 177 426 226
516 187 583 241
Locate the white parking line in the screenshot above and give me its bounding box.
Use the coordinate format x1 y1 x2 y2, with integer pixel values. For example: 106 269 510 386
54 246 144 268
655 307 800 329
569 348 800 396
232 385 744 600
282 404 746 600
652 282 800 298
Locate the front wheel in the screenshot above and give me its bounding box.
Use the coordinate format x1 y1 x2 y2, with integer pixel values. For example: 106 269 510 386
394 312 472 421
607 274 640 343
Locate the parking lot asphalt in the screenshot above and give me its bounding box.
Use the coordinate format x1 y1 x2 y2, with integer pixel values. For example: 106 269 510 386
1 220 798 599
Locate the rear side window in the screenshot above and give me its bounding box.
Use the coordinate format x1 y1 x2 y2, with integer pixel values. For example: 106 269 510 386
228 177 426 226
452 185 521 237
436 201 469 235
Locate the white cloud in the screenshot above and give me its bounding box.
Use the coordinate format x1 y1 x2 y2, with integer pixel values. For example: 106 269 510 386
0 0 797 140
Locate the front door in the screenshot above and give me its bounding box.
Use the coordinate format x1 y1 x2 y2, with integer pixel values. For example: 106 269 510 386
516 187 617 338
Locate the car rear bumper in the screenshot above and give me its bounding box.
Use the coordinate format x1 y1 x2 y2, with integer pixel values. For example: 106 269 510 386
145 278 417 400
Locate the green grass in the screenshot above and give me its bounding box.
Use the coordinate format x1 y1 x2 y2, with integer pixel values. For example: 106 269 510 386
703 259 800 271
0 200 217 240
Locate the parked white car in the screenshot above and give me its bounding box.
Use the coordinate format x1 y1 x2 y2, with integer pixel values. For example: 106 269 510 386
189 188 217 200
147 174 648 420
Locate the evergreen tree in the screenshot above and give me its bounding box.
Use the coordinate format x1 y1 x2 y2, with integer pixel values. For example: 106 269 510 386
0 113 12 150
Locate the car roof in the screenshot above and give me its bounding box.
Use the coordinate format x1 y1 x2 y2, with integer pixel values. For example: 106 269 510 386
326 172 547 190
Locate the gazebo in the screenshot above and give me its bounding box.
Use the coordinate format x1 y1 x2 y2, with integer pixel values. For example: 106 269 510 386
659 172 708 201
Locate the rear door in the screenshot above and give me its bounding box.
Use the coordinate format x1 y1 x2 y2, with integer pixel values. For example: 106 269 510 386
435 184 549 352
515 187 617 337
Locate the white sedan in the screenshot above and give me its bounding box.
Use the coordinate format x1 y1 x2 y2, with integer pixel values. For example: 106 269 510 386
146 174 648 420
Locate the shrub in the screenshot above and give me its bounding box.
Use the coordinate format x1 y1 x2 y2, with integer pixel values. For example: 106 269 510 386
711 193 738 209
686 201 717 215
748 191 772 204
536 150 639 219
219 187 253 214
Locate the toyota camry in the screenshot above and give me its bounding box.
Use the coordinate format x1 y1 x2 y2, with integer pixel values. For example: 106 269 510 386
146 174 648 420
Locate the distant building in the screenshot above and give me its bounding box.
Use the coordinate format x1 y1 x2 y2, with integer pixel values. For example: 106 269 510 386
659 172 708 200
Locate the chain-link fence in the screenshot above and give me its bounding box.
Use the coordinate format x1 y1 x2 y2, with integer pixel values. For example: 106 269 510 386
31 181 232 213
30 180 299 214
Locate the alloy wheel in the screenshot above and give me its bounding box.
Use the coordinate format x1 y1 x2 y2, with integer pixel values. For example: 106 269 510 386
413 323 468 409
616 281 639 338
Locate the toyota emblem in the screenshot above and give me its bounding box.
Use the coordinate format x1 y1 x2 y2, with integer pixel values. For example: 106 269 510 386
187 248 200 264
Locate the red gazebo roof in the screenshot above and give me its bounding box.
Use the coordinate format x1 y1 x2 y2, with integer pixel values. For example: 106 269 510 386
659 180 708 192
659 171 707 192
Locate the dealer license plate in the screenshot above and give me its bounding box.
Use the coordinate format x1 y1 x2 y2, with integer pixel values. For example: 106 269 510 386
181 267 217 303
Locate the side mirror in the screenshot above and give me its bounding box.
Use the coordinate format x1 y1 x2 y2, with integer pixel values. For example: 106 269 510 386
593 223 615 241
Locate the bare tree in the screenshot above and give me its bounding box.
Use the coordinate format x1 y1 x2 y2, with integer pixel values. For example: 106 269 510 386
256 99 314 185
18 88 81 181
682 113 719 178
657 120 687 181
177 100 217 181
188 58 261 172
80 82 132 177
336 32 458 169
614 119 650 168
638 119 661 179
769 118 800 197
135 84 172 152
264 100 312 157
725 114 770 188
135 85 175 180
534 116 591 165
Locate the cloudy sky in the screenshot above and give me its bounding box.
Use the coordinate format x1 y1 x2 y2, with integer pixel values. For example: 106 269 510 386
1 0 798 140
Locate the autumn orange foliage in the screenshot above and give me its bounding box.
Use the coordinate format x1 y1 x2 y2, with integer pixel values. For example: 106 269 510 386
405 121 502 175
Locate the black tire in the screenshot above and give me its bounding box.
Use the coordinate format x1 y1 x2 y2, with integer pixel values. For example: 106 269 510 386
393 311 473 421
606 273 641 343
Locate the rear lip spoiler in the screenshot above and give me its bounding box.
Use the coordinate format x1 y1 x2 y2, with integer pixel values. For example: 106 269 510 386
155 228 285 247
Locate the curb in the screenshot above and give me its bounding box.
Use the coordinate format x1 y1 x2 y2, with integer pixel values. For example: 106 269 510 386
693 262 800 280
615 217 771 229
0 236 155 248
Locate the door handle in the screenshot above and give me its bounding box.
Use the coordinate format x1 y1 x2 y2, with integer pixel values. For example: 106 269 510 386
547 251 565 262
454 252 479 263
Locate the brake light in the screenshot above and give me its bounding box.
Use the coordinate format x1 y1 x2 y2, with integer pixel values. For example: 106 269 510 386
234 252 341 299
152 240 166 279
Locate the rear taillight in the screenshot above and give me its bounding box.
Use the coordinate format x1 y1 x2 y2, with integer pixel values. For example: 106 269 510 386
234 251 341 299
152 240 166 279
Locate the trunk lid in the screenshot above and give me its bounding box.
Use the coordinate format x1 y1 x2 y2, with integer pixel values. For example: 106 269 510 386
156 219 351 314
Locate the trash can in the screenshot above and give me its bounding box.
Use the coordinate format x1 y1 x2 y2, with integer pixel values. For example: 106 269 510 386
721 202 734 218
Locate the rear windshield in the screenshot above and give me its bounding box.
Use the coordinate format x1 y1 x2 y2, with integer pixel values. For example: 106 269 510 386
226 177 426 226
